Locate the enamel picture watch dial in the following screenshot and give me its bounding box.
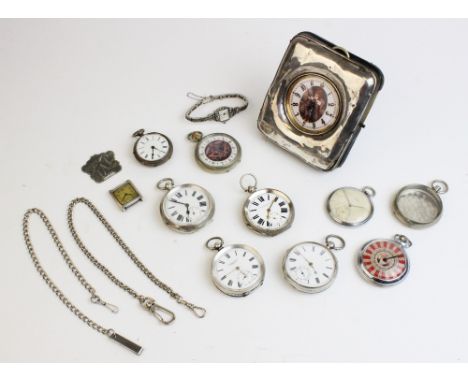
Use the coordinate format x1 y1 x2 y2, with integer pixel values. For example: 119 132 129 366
157 178 215 233
239 173 295 236
286 74 341 135
206 237 265 297
327 186 376 226
132 129 173 166
358 234 412 286
283 235 345 294
393 180 448 228
187 131 241 173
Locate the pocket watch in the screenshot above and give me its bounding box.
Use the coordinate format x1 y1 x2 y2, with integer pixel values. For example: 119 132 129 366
326 186 375 226
239 173 295 236
257 32 384 171
187 131 241 173
205 236 265 297
109 180 143 211
283 235 345 293
393 180 448 228
156 178 215 233
358 234 412 286
132 129 173 166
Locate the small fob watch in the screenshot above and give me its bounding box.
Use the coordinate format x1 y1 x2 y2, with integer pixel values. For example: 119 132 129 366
393 180 448 228
257 32 384 171
327 186 376 226
358 234 412 286
157 178 215 233
206 237 265 297
132 129 173 166
239 173 295 236
283 235 345 294
187 131 241 173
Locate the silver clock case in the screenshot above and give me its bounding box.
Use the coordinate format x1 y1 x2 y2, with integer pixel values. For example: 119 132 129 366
194 133 241 173
133 132 173 167
159 183 215 233
358 238 410 287
282 241 338 294
257 31 384 171
242 188 295 236
326 186 374 227
211 244 265 297
393 184 444 228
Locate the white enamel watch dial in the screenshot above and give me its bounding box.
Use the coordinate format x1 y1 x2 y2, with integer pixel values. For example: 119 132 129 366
240 173 294 236
157 178 214 233
188 131 241 173
358 234 412 286
327 186 375 226
283 235 344 293
286 73 341 135
206 237 265 297
132 129 173 166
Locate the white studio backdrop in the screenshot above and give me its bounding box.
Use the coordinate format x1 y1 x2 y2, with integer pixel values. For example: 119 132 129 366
1 19 467 362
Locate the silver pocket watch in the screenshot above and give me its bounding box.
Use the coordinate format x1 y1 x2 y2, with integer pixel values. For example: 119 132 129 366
187 131 241 173
283 235 345 293
206 237 265 297
157 178 215 233
326 186 376 226
239 173 295 236
393 180 448 228
358 234 412 286
132 129 173 166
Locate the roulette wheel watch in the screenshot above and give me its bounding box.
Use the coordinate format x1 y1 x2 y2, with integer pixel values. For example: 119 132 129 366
258 31 384 171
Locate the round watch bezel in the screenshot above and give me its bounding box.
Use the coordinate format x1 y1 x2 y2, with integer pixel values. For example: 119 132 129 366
326 187 374 227
282 241 338 294
358 239 410 286
242 188 295 236
392 184 443 228
284 72 342 136
133 132 173 167
211 244 265 297
194 133 241 173
159 183 215 233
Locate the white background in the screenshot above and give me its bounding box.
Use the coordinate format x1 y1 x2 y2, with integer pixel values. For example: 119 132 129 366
1 19 467 362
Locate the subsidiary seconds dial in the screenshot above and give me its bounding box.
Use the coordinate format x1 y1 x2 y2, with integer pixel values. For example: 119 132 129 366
286 73 341 135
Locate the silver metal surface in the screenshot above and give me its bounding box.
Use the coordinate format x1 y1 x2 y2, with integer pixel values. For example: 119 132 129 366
185 92 248 123
108 331 143 355
257 31 384 171
132 129 173 167
209 243 265 297
326 186 375 227
81 151 121 183
159 182 215 234
393 181 447 228
242 188 295 236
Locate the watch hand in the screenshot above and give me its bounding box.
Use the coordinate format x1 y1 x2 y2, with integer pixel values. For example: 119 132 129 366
169 199 189 207
151 145 165 154
299 254 318 274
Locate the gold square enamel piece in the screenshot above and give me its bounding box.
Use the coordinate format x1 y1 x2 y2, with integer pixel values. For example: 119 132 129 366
109 180 143 211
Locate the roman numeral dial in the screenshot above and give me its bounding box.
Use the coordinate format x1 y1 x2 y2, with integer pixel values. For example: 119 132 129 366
243 188 294 236
286 73 341 135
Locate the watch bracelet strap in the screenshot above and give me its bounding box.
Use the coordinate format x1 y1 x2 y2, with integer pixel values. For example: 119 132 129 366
185 93 248 122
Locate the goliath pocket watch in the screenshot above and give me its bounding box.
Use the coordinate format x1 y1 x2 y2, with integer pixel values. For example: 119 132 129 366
239 173 295 236
187 131 241 173
257 31 384 171
358 234 412 286
157 178 215 233
283 235 345 294
132 129 173 166
205 236 265 297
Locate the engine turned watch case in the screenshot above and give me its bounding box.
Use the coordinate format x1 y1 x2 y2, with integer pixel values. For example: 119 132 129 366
257 32 384 171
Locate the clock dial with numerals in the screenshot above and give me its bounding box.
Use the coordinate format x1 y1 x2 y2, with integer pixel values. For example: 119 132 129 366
161 184 214 232
133 132 173 166
283 242 338 293
196 133 241 172
211 244 265 297
286 73 341 135
359 239 409 286
243 188 294 236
